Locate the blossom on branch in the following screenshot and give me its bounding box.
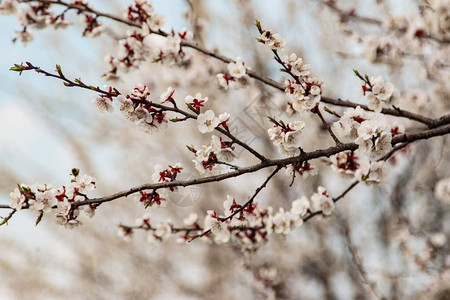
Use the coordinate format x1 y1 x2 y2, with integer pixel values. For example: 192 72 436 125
360 75 399 113
268 119 305 156
92 94 114 113
217 57 250 90
434 177 450 204
259 30 286 51
332 106 372 143
355 118 393 158
354 160 385 185
310 186 334 216
9 170 97 228
197 110 220 133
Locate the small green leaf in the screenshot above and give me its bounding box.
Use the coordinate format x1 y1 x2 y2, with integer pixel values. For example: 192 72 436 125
186 145 197 153
10 63 25 75
35 211 44 226
0 217 8 226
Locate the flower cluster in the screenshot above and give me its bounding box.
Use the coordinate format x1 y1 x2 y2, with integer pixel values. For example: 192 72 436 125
9 169 97 228
79 10 104 37
354 160 385 185
103 30 147 78
115 84 169 134
256 23 323 113
361 35 402 66
151 163 183 189
202 196 268 248
207 189 335 246
359 75 400 113
192 135 237 175
134 190 168 208
354 119 393 158
267 119 305 156
154 28 193 66
327 150 360 177
131 163 184 208
332 106 371 142
147 219 173 243
326 151 386 185
124 0 165 33
123 187 336 249
217 57 250 90
332 106 404 158
283 60 322 113
1 1 50 43
265 197 308 235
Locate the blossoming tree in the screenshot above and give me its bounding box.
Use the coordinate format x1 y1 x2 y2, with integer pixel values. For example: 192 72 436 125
0 0 449 298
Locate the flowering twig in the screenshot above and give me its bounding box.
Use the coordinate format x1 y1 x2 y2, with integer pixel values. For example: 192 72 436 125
16 0 442 128
190 166 282 240
63 123 448 210
10 62 267 162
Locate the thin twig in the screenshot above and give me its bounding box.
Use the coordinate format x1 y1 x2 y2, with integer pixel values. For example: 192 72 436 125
191 166 282 240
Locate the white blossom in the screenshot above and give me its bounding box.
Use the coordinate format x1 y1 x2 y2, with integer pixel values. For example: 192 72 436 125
332 106 371 142
355 119 392 158
310 186 334 216
284 53 310 77
164 35 181 53
227 57 246 78
435 177 450 204
29 189 57 213
366 76 400 112
9 187 26 210
183 213 198 227
291 196 310 217
0 0 18 15
354 160 384 185
147 13 165 31
159 86 174 103
92 95 114 113
14 29 33 45
430 233 447 248
197 110 220 133
283 121 305 149
260 30 286 51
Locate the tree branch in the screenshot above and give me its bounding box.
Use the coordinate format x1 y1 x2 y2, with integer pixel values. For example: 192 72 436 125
17 0 444 128
67 123 449 209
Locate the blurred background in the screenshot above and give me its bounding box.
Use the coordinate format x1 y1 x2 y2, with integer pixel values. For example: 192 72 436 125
0 0 448 299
